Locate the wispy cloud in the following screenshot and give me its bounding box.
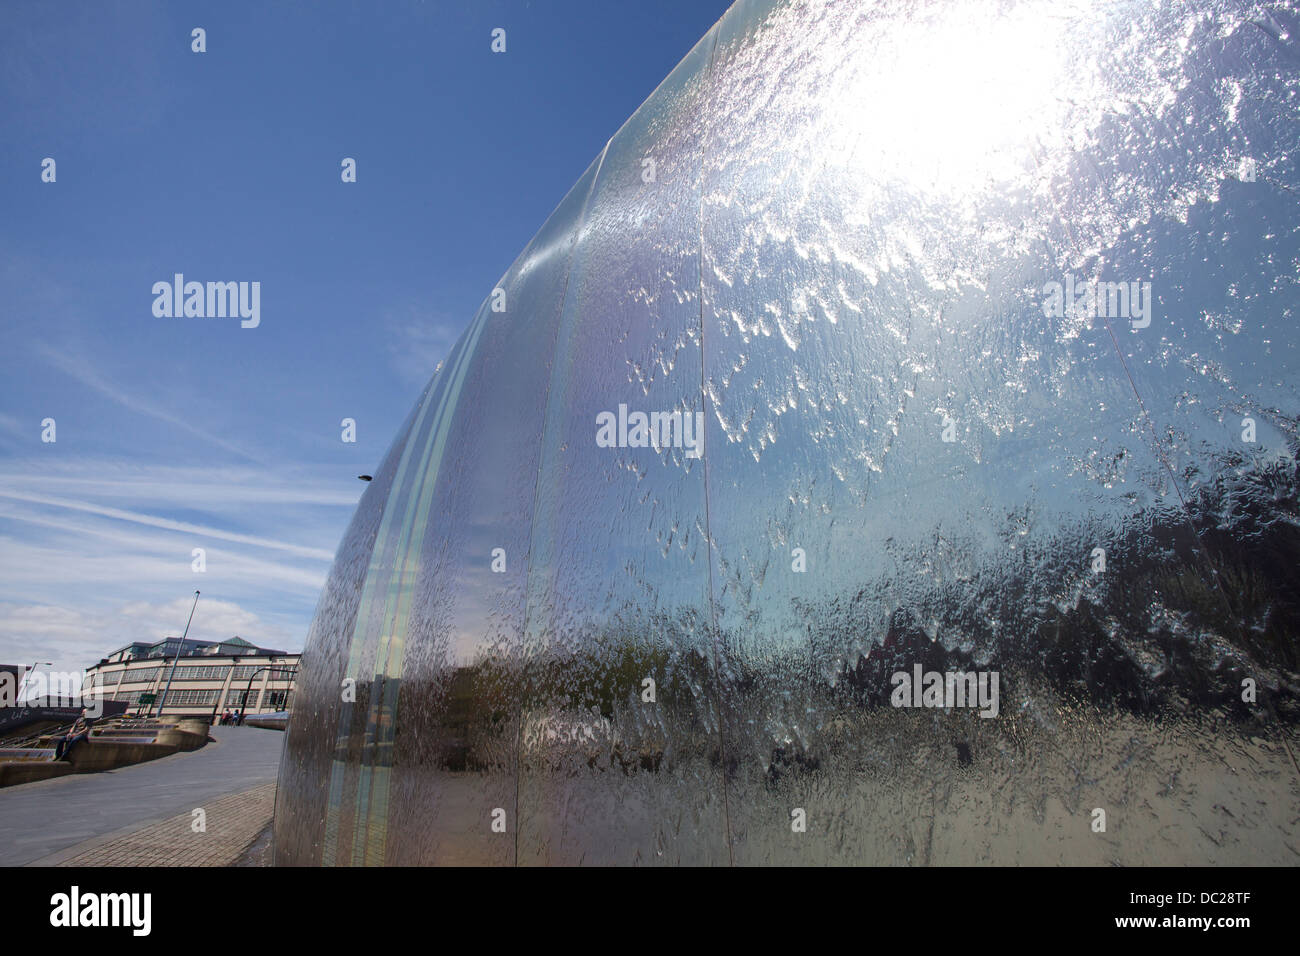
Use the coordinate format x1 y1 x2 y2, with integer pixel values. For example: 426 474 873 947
0 488 335 560
0 597 298 676
384 304 464 388
0 412 25 444
0 460 359 509
0 456 354 668
37 345 269 465
0 511 330 592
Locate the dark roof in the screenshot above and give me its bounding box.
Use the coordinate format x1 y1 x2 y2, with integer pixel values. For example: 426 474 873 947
105 635 289 659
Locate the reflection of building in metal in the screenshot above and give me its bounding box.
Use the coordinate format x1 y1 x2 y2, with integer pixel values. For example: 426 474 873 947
86 637 299 721
276 0 1300 865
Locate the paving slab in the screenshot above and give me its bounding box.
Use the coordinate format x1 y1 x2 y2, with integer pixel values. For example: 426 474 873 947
53 783 276 867
0 724 284 866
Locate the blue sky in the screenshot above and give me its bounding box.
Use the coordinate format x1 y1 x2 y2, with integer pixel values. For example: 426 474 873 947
0 0 732 674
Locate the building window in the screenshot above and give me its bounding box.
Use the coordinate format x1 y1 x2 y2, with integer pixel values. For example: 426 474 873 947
115 667 163 685
175 665 232 681
263 690 292 710
159 689 217 707
226 689 261 709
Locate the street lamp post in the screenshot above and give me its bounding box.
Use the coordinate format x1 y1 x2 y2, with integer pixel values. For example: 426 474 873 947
241 661 297 720
154 590 200 719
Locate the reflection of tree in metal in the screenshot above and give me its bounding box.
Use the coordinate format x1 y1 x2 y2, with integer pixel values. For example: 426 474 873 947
276 0 1300 865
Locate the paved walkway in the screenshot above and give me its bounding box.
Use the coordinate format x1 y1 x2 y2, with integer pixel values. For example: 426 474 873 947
55 783 276 867
0 724 284 866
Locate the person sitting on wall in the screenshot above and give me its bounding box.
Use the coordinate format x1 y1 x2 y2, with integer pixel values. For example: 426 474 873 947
53 712 93 761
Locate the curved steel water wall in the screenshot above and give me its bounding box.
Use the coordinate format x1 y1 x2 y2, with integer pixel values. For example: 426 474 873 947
275 0 1300 865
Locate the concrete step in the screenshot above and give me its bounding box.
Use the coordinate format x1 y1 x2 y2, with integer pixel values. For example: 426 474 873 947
0 747 56 761
0 760 74 786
